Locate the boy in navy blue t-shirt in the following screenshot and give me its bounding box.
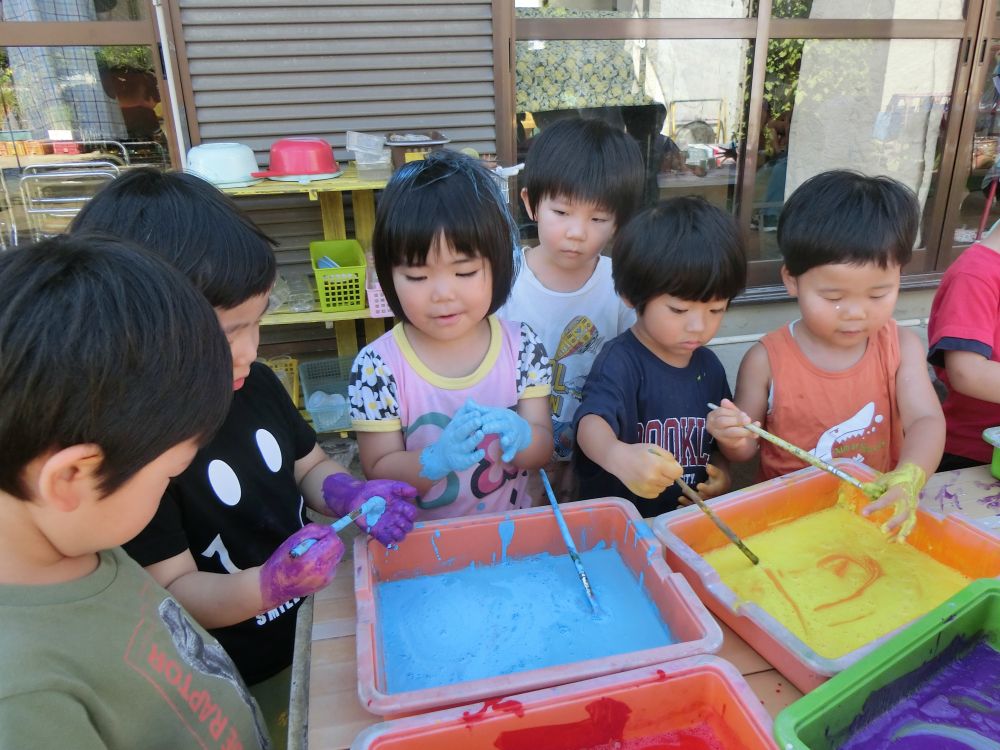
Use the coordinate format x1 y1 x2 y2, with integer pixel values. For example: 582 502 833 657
574 197 748 517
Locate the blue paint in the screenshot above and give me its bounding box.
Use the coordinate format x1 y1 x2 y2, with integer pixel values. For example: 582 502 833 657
430 529 442 561
377 547 675 693
476 502 486 511
498 518 515 563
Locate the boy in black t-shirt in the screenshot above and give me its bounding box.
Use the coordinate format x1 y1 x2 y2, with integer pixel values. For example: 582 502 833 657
70 169 418 748
573 197 748 517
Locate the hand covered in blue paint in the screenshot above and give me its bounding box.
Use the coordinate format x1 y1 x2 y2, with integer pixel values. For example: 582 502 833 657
260 524 344 610
322 473 418 547
473 402 533 463
419 400 486 481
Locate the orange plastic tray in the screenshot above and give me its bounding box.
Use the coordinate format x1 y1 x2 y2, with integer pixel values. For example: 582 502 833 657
652 463 1000 692
354 499 722 716
352 656 777 749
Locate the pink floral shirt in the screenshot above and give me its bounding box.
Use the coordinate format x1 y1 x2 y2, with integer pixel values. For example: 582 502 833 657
349 316 551 520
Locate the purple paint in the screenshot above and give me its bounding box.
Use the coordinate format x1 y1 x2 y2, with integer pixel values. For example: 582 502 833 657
839 639 1000 749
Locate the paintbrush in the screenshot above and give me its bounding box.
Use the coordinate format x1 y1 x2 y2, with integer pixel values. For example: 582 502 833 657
290 495 386 557
540 469 601 615
707 402 881 499
674 476 759 565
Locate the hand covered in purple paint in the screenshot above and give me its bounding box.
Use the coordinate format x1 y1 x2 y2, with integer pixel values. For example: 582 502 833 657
419 400 486 481
322 472 418 546
260 523 344 611
472 402 532 463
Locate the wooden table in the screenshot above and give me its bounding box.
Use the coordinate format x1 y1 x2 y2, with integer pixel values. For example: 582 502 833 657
293 465 1000 749
222 164 391 357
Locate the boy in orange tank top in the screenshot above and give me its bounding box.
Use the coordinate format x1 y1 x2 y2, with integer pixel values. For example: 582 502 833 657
708 170 944 541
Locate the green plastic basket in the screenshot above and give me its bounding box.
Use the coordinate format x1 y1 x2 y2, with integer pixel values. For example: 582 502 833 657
309 239 366 313
773 578 1000 749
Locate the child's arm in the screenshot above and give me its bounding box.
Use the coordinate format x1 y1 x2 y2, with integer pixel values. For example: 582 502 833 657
295 444 417 546
707 343 770 461
577 414 683 499
941 349 1000 404
144 524 344 629
861 328 945 536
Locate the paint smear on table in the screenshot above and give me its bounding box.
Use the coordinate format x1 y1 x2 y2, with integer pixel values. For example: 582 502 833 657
492 695 738 750
839 638 1000 749
703 506 970 658
377 547 674 693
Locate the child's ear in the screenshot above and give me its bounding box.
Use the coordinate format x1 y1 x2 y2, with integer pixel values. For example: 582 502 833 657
520 187 535 221
780 265 798 298
34 445 105 513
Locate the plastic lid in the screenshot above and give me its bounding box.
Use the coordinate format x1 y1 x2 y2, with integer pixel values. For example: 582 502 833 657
983 426 1000 448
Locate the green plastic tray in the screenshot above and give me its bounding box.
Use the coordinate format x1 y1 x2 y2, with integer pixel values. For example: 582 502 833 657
773 578 1000 749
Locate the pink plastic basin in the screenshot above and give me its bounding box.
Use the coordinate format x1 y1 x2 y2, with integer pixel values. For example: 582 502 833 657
354 498 722 717
351 655 777 749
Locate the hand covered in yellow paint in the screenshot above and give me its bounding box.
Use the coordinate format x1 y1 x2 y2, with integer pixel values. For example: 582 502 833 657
613 444 683 500
860 463 926 542
694 463 730 502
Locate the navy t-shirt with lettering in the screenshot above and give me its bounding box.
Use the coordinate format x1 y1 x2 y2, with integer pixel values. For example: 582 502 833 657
124 362 316 685
572 330 731 517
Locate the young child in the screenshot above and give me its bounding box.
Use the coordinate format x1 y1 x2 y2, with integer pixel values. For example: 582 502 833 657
709 170 945 538
498 117 645 503
926 225 1000 470
0 234 268 749
350 150 553 519
70 169 417 747
574 197 747 517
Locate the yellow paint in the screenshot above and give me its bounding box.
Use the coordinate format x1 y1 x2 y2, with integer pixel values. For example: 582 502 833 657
704 506 970 658
860 462 926 542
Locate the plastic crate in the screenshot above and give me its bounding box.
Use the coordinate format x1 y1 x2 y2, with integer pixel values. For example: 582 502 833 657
308 239 366 313
262 355 300 407
299 356 354 433
366 275 393 318
774 579 1000 749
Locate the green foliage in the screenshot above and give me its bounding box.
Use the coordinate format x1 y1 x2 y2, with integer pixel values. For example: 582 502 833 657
95 45 152 73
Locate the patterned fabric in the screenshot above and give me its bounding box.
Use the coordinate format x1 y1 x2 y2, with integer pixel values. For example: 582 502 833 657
499 248 635 461
350 316 552 521
515 10 651 113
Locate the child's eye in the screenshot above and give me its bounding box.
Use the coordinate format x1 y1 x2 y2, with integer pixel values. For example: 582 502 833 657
403 274 426 282
456 270 479 278
668 306 688 314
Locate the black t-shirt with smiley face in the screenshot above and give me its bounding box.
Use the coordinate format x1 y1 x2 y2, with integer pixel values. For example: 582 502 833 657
123 362 316 685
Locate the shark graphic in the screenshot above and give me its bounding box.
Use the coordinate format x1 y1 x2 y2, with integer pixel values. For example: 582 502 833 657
811 402 877 462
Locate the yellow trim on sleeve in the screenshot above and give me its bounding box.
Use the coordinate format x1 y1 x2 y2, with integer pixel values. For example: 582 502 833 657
352 418 403 433
520 384 551 400
392 316 502 390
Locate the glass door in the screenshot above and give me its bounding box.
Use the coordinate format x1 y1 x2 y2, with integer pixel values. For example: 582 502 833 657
937 3 1000 269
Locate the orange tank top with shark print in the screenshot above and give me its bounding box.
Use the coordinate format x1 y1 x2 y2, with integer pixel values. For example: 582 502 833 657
757 319 902 481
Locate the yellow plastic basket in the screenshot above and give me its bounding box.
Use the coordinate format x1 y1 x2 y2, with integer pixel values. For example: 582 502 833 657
262 355 300 407
309 239 366 313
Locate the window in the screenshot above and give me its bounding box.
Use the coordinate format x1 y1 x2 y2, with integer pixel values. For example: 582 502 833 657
506 0 985 293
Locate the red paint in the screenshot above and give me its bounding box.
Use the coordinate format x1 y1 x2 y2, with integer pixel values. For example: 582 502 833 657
460 697 524 724
655 669 667 681
493 697 630 750
764 568 808 632
814 553 883 611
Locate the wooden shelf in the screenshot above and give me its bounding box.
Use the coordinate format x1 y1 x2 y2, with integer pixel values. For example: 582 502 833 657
261 308 375 327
